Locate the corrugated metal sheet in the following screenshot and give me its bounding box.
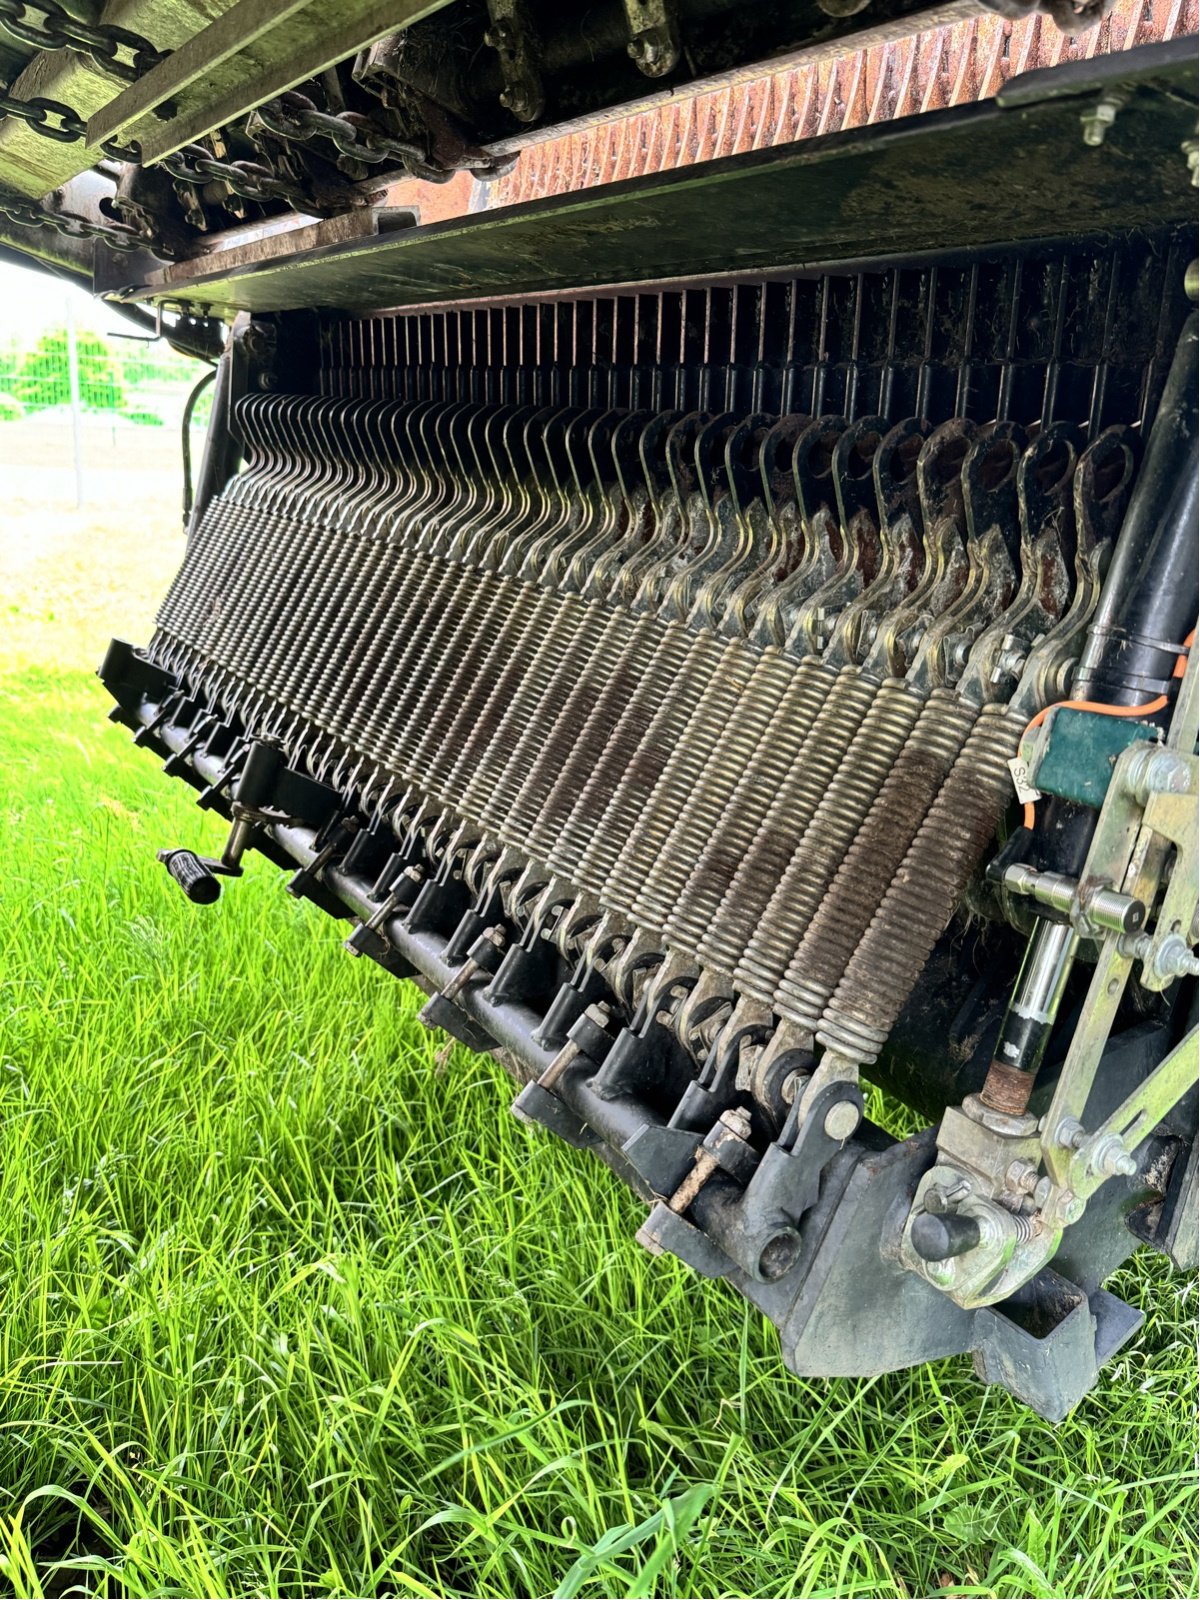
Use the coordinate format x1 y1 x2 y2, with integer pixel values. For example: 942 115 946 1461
488 0 1197 205
379 0 1196 223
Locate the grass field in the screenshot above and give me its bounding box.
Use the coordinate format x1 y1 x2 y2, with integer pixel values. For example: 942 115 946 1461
0 503 1196 1598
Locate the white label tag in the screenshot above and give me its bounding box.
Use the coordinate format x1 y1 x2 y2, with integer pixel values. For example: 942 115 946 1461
1007 756 1042 807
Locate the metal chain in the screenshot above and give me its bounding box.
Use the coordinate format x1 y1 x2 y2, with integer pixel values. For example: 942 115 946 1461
0 0 168 84
255 91 513 183
159 142 313 209
0 17 509 256
0 182 143 249
0 83 142 160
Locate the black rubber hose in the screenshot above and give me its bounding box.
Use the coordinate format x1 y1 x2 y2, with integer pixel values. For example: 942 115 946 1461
181 365 218 524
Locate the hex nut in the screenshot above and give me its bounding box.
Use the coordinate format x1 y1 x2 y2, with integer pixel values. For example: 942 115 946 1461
1055 1190 1085 1225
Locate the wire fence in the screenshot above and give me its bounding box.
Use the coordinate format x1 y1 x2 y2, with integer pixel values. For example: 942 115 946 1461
0 303 212 514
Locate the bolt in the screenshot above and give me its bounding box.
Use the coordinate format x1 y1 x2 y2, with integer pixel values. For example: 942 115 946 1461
1144 752 1192 795
1006 1159 1040 1196
1151 934 1200 982
924 1177 970 1214
823 1100 861 1142
1128 747 1193 801
1055 1116 1087 1152
719 1106 753 1140
1185 138 1199 189
780 1069 802 1106
898 620 927 663
668 1106 752 1215
990 643 1028 687
947 634 972 673
1055 1190 1085 1225
1119 930 1152 965
538 1037 580 1093
1093 1135 1138 1180
1081 93 1123 148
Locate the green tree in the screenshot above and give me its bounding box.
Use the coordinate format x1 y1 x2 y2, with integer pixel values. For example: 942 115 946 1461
14 326 126 412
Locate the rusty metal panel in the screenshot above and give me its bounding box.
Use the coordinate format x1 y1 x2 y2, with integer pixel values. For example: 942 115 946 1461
470 0 1198 210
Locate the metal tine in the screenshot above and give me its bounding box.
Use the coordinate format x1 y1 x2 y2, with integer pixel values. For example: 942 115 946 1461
285 400 410 729
331 398 598 800
411 405 638 901
774 424 1082 1040
156 389 296 646
390 405 581 810
502 411 717 885
360 401 598 803
570 416 852 932
575 408 655 602
664 416 931 973
448 402 525 564
179 391 312 688
687 417 981 1037
299 401 449 749
346 431 497 760
241 397 404 726
727 423 1029 1026
511 411 704 838
180 391 338 686
597 415 895 998
441 412 678 902
435 406 668 876
439 405 632 885
332 400 502 766
414 407 597 831
212 395 364 724
813 427 1139 1074
630 416 923 974
530 414 752 933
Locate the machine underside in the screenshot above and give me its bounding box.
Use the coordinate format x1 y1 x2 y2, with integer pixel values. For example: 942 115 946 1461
1 0 1195 1419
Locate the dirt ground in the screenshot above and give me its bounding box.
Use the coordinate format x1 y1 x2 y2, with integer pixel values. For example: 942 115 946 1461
1 490 186 674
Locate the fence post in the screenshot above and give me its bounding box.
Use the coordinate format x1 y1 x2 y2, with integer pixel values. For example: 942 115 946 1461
65 295 85 507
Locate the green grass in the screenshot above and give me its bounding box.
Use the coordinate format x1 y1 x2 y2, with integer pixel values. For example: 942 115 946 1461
0 668 1196 1599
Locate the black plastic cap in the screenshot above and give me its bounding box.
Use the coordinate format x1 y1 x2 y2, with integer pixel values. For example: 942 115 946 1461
910 1209 981 1263
159 849 221 905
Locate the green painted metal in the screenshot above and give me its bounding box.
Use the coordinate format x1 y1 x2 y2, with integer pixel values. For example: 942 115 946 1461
1035 706 1160 809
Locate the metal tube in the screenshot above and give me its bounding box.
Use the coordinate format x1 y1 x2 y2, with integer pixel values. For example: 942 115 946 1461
1074 310 1199 707
1040 307 1198 877
979 920 1079 1116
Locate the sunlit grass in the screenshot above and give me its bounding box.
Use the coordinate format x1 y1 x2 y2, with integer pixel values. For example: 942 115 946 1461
0 667 1194 1598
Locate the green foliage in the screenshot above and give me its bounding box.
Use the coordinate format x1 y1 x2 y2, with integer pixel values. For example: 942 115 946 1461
0 393 22 422
12 326 126 412
0 671 1195 1599
125 407 166 427
119 339 209 389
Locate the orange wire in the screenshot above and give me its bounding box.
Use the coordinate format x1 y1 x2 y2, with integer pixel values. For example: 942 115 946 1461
1020 625 1196 830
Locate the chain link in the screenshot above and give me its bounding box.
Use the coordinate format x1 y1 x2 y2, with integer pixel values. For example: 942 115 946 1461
0 181 143 249
0 82 142 160
159 142 313 209
0 12 509 258
255 90 512 183
0 0 168 84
